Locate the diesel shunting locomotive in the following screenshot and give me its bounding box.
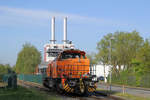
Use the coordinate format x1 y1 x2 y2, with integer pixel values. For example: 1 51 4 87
36 17 97 94
43 49 97 94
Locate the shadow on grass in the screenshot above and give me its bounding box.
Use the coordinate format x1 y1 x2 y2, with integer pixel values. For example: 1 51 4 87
0 86 59 100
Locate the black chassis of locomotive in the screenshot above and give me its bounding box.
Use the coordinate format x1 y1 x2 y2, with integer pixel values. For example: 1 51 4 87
42 75 97 94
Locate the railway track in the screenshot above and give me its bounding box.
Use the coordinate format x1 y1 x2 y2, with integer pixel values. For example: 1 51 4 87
18 80 124 100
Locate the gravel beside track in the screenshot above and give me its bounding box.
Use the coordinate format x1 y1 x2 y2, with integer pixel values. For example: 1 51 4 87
18 80 124 100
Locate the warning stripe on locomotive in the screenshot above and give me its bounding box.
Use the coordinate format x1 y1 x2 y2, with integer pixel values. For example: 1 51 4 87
63 82 74 93
88 87 95 92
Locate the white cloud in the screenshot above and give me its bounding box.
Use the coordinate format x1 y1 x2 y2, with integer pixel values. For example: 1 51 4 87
0 6 127 27
0 6 92 21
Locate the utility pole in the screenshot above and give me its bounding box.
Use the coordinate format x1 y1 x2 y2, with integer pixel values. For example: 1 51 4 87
109 36 114 94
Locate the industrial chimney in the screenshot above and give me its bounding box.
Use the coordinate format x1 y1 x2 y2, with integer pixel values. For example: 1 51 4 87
63 17 67 44
50 17 55 44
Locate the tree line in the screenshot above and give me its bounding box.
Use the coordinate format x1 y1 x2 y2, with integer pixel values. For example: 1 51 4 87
89 30 150 87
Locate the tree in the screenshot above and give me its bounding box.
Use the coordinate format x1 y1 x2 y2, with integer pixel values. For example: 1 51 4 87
95 30 150 87
96 31 143 74
15 43 41 74
132 39 150 73
86 52 97 65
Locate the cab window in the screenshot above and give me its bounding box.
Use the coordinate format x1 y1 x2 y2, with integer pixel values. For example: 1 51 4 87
61 53 80 59
61 52 86 59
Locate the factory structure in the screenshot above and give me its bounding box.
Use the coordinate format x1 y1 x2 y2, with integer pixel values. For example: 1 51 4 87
44 17 74 62
37 17 75 74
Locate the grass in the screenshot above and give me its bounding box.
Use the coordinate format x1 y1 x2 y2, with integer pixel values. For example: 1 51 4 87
0 84 60 100
116 93 150 100
96 88 150 100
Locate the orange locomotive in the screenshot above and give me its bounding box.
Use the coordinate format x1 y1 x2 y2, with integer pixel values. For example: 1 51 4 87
43 49 97 94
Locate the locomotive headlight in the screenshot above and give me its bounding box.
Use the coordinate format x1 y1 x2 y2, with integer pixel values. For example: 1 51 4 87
68 81 76 87
89 82 95 86
92 75 98 82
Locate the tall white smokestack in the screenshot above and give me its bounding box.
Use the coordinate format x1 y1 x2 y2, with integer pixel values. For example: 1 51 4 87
51 17 55 44
63 17 67 44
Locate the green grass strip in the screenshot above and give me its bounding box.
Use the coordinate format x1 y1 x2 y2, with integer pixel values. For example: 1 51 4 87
0 86 60 100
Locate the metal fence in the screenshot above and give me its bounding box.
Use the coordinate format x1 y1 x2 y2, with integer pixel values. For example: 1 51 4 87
1 73 17 88
2 74 9 83
17 74 46 84
111 71 150 88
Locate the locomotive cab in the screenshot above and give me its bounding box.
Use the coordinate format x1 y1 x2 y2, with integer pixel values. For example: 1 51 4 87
56 49 90 79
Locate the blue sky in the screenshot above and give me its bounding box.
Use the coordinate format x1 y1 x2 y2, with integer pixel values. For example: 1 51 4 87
0 0 150 66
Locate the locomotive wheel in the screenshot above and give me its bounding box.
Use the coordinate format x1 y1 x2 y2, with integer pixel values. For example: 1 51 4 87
79 79 85 94
56 86 63 94
43 79 49 88
56 83 64 94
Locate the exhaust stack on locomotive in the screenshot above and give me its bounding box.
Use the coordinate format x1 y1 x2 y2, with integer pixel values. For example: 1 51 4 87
37 17 97 95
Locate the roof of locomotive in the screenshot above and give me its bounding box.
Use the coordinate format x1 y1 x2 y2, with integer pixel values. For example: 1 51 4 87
61 49 86 55
53 49 87 61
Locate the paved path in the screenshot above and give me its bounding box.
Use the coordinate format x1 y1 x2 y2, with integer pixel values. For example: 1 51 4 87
97 83 150 98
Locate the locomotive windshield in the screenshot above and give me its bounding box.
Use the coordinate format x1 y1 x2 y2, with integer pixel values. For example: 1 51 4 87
61 52 85 59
